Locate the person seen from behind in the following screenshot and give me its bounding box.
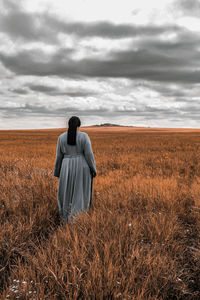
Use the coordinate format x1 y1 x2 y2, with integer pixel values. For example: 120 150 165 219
53 116 97 223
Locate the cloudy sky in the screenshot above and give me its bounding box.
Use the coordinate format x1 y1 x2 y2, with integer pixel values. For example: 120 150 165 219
0 0 200 129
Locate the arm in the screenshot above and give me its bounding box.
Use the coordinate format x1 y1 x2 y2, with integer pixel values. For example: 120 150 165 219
83 134 97 177
53 136 64 178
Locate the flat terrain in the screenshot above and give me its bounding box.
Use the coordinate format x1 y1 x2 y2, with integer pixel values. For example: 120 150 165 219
0 127 200 299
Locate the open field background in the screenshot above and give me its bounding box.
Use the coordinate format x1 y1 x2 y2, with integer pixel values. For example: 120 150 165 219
0 127 200 299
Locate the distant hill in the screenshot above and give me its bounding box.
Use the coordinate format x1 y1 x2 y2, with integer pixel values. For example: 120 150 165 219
84 123 137 127
94 123 122 127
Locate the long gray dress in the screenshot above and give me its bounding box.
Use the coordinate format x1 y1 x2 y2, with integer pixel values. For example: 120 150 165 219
53 130 97 223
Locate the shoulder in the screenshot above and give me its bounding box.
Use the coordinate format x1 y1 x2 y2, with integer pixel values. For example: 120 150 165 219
79 131 90 140
79 131 88 137
57 131 67 141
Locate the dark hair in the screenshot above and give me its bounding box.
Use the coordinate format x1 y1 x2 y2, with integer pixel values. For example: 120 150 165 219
67 116 81 145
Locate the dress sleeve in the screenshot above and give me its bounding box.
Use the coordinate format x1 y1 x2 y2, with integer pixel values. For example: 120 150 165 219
83 133 97 175
53 136 64 178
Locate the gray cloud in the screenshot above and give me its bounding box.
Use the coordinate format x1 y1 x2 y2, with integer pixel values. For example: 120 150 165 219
0 12 49 42
0 0 55 43
28 84 97 97
28 84 58 93
135 80 200 101
0 101 194 120
178 103 200 112
175 0 200 17
0 103 109 118
153 86 188 98
44 17 180 39
0 103 77 118
9 88 29 95
1 0 199 86
0 0 18 13
0 3 181 42
1 35 200 84
115 106 179 117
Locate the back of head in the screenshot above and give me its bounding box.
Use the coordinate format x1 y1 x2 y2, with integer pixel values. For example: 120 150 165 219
67 116 81 145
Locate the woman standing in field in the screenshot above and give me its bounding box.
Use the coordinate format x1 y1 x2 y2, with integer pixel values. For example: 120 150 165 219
53 116 97 223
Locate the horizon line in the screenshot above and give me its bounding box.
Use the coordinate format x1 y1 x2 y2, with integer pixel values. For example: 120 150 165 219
1 125 200 131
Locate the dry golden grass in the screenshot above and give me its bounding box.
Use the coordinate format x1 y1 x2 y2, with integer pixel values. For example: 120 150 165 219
0 127 200 299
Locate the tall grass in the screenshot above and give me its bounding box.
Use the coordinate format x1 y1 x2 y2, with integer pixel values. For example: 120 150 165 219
0 128 200 299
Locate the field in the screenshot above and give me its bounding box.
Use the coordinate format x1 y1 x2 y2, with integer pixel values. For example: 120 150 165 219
0 126 200 299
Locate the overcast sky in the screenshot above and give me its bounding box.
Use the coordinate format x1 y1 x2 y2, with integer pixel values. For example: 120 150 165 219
0 0 200 129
